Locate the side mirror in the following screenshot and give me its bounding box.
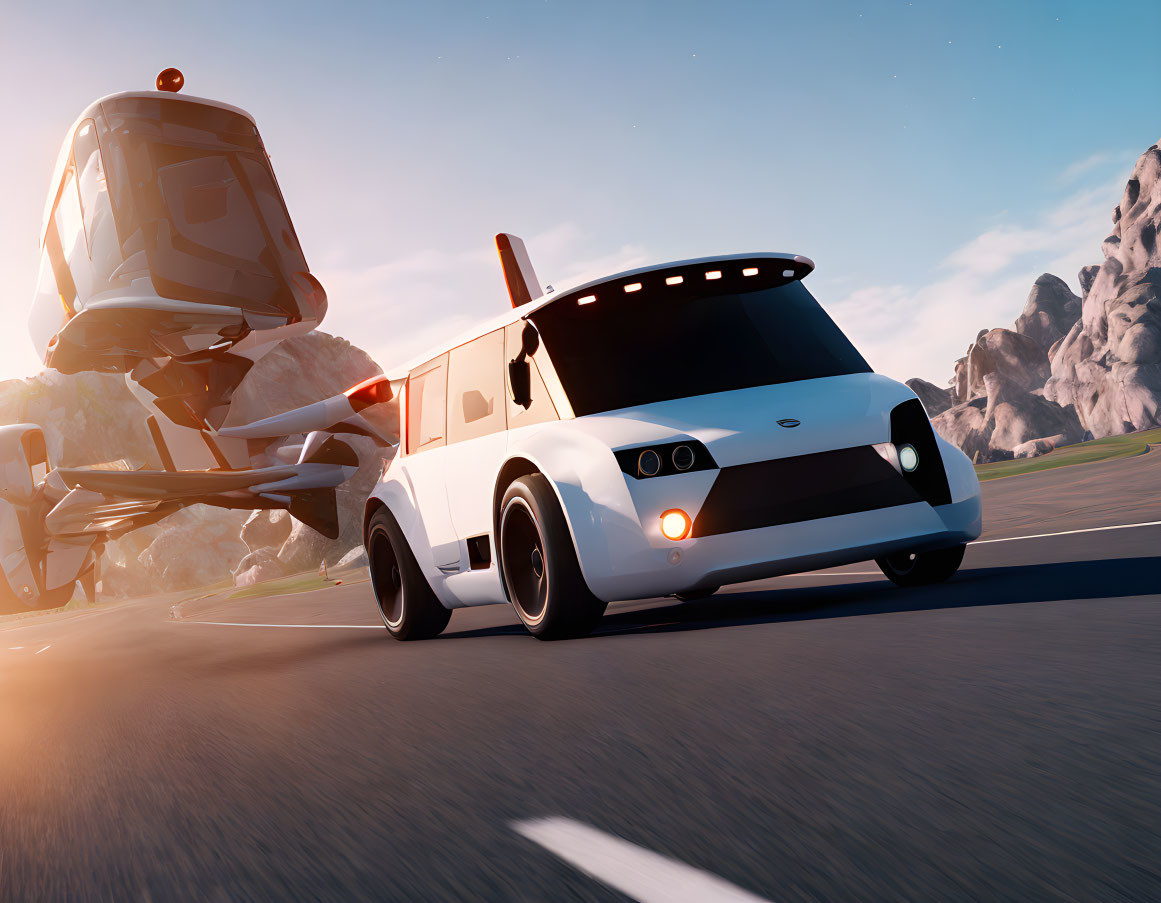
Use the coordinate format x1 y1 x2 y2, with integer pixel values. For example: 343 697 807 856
521 323 540 357
508 360 532 409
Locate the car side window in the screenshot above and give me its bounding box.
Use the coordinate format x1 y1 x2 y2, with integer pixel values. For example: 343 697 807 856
406 354 448 454
447 329 506 445
505 322 558 429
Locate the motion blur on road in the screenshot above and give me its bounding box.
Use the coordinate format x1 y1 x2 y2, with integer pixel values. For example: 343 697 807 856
2 450 1159 902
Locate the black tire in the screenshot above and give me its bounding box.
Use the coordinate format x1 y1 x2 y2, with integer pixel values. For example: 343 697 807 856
675 586 720 601
875 544 966 587
367 507 451 641
499 474 607 639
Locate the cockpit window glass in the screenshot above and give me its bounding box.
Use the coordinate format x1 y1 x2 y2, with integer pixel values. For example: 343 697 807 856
530 276 871 417
97 97 315 320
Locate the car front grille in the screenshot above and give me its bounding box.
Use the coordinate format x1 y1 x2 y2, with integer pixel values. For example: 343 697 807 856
690 445 925 538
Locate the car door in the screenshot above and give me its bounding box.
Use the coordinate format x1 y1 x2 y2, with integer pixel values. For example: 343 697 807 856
401 353 460 572
442 329 508 567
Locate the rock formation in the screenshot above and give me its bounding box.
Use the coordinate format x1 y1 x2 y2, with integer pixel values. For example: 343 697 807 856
913 136 1161 461
1043 143 1161 435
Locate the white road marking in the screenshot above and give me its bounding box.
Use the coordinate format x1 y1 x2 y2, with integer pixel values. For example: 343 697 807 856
34 644 50 655
8 646 23 650
973 519 1161 545
178 620 382 630
513 817 772 903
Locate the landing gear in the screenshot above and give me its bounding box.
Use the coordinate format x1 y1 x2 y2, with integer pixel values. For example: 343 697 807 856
876 544 966 587
367 507 451 641
499 475 607 639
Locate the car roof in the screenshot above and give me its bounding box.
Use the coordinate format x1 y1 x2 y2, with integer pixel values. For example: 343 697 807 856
385 250 815 378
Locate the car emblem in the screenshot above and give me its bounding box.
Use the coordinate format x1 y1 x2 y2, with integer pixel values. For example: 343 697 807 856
777 418 801 428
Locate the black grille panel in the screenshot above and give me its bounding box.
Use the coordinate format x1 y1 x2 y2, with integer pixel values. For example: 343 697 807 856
691 446 923 538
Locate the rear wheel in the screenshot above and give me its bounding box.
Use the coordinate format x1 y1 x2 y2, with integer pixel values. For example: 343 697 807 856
367 508 451 640
876 544 966 587
499 475 606 639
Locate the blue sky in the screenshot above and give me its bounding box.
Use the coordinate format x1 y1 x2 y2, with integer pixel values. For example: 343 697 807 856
2 0 1158 385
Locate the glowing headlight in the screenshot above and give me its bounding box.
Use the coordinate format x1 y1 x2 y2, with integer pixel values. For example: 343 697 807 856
898 443 919 473
660 509 692 541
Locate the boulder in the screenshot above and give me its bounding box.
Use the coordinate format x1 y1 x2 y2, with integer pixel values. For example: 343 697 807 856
931 375 1083 464
985 382 1084 456
905 378 955 416
1014 274 1082 350
99 562 153 599
137 507 249 591
965 328 1051 400
233 549 287 587
337 546 368 569
1012 435 1067 459
240 509 292 554
931 399 991 463
277 518 331 574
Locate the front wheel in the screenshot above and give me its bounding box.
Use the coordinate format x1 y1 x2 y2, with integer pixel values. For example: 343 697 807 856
499 475 607 639
367 508 451 641
876 544 966 587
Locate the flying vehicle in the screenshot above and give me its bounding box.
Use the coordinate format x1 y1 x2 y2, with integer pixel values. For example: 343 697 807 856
0 70 395 614
363 235 983 640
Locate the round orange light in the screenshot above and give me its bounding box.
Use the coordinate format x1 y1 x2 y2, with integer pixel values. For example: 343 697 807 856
660 509 692 541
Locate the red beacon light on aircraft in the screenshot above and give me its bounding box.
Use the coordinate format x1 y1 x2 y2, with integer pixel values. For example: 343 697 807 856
156 68 184 93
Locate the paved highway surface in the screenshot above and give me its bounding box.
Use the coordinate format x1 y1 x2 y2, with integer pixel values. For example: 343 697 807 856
2 451 1160 901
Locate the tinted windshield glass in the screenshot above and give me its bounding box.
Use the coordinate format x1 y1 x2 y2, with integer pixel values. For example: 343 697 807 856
530 274 871 416
97 97 316 320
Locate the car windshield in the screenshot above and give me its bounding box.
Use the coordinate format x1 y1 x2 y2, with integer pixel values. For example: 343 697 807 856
529 267 871 417
97 97 314 319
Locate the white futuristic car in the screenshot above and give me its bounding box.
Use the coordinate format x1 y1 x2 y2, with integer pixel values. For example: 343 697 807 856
364 235 982 640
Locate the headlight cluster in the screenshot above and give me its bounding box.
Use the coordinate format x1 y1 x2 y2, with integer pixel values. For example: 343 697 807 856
888 398 952 506
614 440 717 479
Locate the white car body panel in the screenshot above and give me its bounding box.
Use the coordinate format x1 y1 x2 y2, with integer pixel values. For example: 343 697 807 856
371 371 982 609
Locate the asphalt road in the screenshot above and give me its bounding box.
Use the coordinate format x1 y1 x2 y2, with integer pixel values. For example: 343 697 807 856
2 451 1160 902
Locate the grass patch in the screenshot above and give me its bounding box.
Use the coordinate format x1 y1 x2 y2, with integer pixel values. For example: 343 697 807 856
974 427 1161 482
226 567 369 600
228 573 335 600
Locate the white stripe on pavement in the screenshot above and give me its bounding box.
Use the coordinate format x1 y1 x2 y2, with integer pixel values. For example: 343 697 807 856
178 620 382 629
34 644 51 654
512 817 772 903
973 519 1161 545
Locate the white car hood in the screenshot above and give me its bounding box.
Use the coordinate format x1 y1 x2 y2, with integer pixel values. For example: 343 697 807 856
563 373 917 468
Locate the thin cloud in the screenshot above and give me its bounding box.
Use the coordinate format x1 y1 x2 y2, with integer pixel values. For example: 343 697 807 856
830 169 1124 387
315 224 650 371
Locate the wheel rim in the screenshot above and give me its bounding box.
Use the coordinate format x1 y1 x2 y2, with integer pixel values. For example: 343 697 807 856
885 551 918 576
369 526 404 627
501 498 549 624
